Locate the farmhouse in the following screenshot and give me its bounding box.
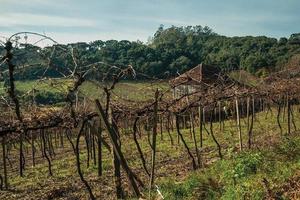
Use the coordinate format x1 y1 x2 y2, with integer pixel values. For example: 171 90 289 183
170 63 227 98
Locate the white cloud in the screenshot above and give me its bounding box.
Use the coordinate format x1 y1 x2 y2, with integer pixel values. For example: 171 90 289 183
0 13 96 28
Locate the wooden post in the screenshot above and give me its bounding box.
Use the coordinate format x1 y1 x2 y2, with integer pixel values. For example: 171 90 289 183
166 112 174 146
60 130 64 149
191 112 201 167
19 132 24 177
109 109 123 199
31 132 35 167
92 127 96 166
160 115 163 141
199 106 203 148
177 115 180 145
97 122 102 176
290 104 297 131
133 117 150 176
218 101 222 131
85 126 90 169
95 100 140 197
75 91 78 111
54 130 58 148
189 113 193 139
248 96 254 149
246 97 250 132
2 136 8 189
203 107 206 127
235 97 243 151
283 96 287 123
277 103 283 136
287 95 291 135
149 90 159 193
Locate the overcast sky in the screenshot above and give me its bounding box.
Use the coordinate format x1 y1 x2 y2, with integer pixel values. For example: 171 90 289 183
1 0 300 44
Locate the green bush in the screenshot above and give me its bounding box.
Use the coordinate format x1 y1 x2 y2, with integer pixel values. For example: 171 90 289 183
19 90 64 105
34 91 65 105
275 137 300 160
233 152 262 179
221 184 265 200
221 152 263 183
160 175 221 200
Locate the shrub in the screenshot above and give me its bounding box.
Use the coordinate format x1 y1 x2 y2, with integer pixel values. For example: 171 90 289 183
232 152 262 179
35 91 65 105
275 137 300 160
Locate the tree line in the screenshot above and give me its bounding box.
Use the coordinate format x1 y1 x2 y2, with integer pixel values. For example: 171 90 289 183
1 25 300 80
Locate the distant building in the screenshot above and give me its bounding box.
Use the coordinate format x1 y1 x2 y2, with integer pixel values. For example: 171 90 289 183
170 63 226 98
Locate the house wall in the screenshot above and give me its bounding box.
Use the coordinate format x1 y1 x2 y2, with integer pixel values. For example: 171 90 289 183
173 84 199 98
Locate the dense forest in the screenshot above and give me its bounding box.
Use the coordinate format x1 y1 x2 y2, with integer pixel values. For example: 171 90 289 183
1 25 300 80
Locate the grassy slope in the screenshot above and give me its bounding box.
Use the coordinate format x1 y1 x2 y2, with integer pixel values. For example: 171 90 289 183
157 112 300 200
0 80 170 103
0 107 299 199
0 80 299 199
229 70 261 87
80 80 170 102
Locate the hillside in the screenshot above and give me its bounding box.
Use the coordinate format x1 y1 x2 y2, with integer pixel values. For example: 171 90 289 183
1 26 300 81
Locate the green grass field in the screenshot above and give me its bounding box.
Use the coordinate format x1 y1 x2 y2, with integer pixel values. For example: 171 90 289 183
0 79 171 104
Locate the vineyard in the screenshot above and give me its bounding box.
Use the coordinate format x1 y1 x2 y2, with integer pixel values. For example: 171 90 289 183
0 33 300 199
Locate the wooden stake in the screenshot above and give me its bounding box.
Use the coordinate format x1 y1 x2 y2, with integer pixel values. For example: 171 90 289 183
198 106 203 148
287 95 291 135
95 99 140 197
235 97 243 151
149 90 159 193
2 136 8 189
191 112 201 167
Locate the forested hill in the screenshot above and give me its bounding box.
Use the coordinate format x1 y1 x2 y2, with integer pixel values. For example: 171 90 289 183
1 25 300 80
